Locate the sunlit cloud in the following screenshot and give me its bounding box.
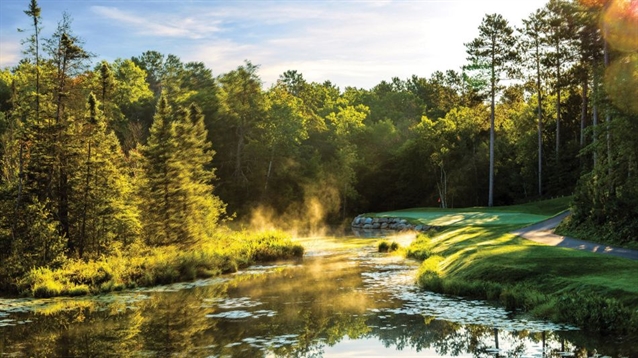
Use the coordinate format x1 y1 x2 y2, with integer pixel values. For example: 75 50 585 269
181 1 526 88
2 0 548 88
90 6 222 39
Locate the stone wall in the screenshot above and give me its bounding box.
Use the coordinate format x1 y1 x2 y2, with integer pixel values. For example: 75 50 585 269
351 215 430 232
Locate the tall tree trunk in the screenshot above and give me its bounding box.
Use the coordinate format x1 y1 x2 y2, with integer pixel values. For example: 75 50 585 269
56 50 71 248
580 74 588 148
488 37 496 207
603 34 613 181
234 125 247 183
555 40 561 163
536 40 543 197
593 65 599 168
265 146 275 192
80 141 91 258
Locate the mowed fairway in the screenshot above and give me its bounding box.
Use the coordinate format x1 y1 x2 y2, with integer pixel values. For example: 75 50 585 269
373 197 570 228
372 197 638 333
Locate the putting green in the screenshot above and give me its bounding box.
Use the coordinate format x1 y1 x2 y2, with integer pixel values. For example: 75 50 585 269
374 209 549 227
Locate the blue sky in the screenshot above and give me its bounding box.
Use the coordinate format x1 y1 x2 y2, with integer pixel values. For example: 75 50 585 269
1 0 548 89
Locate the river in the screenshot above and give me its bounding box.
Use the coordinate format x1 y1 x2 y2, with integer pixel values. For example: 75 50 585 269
0 235 635 357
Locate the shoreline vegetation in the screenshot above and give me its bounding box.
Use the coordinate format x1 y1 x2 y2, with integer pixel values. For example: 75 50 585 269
393 198 638 337
14 230 303 298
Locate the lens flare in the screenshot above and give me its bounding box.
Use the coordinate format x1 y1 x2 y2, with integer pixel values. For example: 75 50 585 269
601 0 638 52
578 0 610 8
604 53 638 114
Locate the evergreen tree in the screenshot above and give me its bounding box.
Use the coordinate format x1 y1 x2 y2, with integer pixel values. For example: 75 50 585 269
139 96 177 246
465 14 519 206
68 93 140 257
519 9 550 197
140 96 223 246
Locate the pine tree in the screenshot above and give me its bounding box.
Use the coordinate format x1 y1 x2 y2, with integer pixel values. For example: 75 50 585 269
140 96 177 246
140 96 224 247
520 9 551 197
68 93 140 257
465 14 519 206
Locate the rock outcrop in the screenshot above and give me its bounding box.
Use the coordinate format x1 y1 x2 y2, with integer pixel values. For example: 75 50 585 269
351 215 430 232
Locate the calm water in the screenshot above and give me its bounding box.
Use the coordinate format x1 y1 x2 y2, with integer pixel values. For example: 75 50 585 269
0 236 636 357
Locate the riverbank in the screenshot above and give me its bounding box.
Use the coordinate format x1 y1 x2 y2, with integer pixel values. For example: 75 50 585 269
12 230 304 298
385 198 638 336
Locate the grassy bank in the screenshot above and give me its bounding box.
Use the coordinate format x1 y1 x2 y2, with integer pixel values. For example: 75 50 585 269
17 230 304 298
395 198 638 336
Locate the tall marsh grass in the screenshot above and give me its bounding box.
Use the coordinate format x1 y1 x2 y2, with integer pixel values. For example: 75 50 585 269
19 230 304 298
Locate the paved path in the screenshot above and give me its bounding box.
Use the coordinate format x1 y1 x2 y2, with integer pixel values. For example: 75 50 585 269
511 211 638 260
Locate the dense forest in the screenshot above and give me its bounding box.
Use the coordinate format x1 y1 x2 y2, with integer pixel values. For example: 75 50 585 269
1 0 637 285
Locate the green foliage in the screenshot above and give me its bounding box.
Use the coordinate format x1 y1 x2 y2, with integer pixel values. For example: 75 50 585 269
140 96 224 247
17 230 303 298
556 291 636 335
405 232 433 260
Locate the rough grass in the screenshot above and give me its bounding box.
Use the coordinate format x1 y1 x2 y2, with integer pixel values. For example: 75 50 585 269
401 198 638 335
19 230 304 298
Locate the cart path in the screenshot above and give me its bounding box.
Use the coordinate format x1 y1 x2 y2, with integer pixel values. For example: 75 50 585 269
511 211 638 260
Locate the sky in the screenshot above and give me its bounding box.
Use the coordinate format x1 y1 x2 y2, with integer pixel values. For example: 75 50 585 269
0 0 549 89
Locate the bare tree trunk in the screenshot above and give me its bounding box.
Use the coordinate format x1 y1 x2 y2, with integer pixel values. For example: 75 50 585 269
234 125 247 183
488 39 496 207
80 141 91 258
593 67 599 168
603 36 613 181
580 75 588 148
555 41 561 163
265 147 274 191
536 46 543 197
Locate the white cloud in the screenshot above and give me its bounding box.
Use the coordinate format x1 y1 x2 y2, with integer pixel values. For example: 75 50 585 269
178 0 547 88
1 0 549 88
91 6 222 39
0 40 21 68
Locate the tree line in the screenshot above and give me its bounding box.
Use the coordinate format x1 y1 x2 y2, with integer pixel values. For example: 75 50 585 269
0 0 636 278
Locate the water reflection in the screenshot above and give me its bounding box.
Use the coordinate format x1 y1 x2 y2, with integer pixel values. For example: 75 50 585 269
0 238 636 357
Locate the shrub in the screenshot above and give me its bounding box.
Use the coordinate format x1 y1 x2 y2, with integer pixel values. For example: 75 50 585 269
66 284 90 297
378 241 390 253
405 233 432 260
378 240 399 253
556 291 633 335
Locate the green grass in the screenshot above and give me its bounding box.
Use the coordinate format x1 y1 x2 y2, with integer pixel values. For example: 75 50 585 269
398 197 638 335
18 230 304 298
371 197 570 227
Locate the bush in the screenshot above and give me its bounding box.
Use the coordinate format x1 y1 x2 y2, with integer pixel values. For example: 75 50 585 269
405 232 432 260
556 291 634 335
378 240 399 253
66 284 90 297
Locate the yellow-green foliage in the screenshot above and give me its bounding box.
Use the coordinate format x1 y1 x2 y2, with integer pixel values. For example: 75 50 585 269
19 230 304 298
405 232 433 260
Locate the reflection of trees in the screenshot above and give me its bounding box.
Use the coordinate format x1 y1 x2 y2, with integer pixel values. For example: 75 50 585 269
1 253 636 357
207 254 374 357
140 289 220 357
